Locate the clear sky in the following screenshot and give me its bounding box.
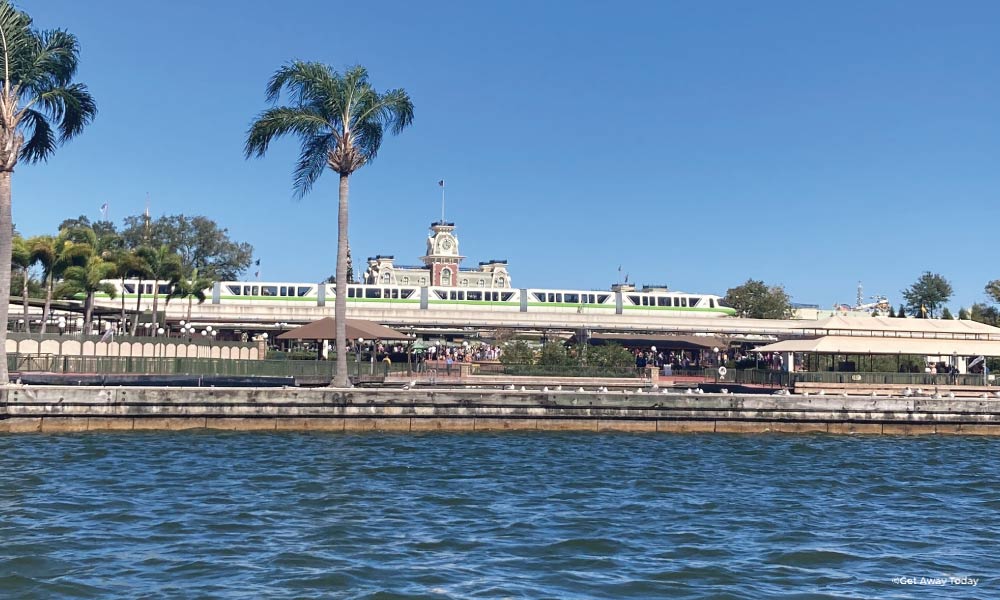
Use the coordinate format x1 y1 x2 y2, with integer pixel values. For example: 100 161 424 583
13 0 1000 311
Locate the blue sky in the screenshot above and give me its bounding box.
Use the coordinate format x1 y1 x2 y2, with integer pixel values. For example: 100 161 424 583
13 0 1000 311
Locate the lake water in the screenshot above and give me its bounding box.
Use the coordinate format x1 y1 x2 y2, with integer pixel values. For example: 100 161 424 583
1 432 997 598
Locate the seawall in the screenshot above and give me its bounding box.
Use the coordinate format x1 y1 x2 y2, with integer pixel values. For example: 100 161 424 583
4 386 1000 434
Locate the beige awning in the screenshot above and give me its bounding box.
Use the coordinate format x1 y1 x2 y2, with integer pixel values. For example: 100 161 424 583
754 335 1000 356
276 317 410 341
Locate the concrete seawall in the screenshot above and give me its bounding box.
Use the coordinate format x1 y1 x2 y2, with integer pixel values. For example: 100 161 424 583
4 386 1000 434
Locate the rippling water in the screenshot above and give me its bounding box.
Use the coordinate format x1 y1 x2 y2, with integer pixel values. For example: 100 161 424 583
1 432 998 599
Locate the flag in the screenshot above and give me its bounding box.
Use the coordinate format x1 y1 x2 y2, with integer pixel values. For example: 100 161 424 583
255 270 260 278
99 202 108 217
255 259 261 266
438 180 444 187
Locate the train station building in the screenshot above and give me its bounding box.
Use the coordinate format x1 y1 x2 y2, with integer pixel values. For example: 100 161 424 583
364 221 512 288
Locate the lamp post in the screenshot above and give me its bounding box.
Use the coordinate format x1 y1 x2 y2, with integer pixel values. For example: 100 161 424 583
356 337 364 378
57 316 66 336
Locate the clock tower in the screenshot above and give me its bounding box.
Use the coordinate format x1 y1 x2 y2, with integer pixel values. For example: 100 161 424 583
421 221 465 286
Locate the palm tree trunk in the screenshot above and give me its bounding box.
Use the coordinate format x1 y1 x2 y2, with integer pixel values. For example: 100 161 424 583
40 273 52 334
84 293 94 333
131 281 142 336
0 171 11 383
119 277 126 334
332 173 350 387
151 283 159 329
188 295 193 321
21 267 29 334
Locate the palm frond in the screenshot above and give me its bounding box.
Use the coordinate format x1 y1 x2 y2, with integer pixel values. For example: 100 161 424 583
244 106 328 158
36 83 96 141
20 28 79 91
19 107 55 161
292 133 335 198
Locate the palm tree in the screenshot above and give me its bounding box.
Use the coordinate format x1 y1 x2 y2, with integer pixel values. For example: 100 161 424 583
59 256 116 334
245 62 413 387
10 235 29 332
0 3 97 381
169 267 211 321
137 244 181 329
108 247 148 335
28 234 56 333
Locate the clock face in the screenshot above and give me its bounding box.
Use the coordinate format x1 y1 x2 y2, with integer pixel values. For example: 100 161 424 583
440 237 453 251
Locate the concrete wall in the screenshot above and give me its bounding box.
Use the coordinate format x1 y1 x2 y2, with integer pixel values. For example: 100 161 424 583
3 386 1000 434
5 337 260 360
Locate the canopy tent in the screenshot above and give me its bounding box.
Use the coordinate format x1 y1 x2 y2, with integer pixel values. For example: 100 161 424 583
575 332 728 351
753 335 1000 357
276 317 410 341
801 316 1000 340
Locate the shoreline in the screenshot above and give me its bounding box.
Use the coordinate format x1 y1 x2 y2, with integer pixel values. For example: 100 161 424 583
3 385 1000 434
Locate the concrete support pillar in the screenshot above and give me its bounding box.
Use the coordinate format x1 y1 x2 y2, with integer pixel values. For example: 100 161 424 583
784 351 795 373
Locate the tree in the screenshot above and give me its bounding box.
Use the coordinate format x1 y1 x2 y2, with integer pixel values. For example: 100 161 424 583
586 343 633 370
59 256 117 333
10 235 30 331
246 62 413 387
500 340 535 365
169 267 211 321
897 304 907 318
887 305 896 318
0 3 96 381
902 272 952 318
136 244 182 327
958 307 970 320
970 303 1000 327
121 214 252 280
28 235 57 333
942 307 954 320
538 341 573 366
722 279 793 319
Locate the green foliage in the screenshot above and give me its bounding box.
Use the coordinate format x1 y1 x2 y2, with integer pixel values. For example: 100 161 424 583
958 307 970 320
887 305 896 318
0 3 97 165
585 343 634 369
121 214 253 280
970 303 1000 327
723 279 793 319
500 340 535 365
902 272 953 318
896 304 907 318
538 342 573 366
941 307 954 320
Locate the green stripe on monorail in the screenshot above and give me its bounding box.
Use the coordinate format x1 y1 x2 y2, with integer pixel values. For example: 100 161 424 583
622 304 733 313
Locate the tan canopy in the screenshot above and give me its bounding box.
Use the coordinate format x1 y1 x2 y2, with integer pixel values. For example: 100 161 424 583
276 317 410 341
754 335 1000 356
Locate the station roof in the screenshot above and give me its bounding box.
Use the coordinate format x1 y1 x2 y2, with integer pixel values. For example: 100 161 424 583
585 332 727 350
754 335 1000 356
276 318 410 341
803 316 1000 339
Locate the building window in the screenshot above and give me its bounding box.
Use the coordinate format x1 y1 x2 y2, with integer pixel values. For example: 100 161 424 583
479 280 486 287
461 279 468 286
497 277 505 287
382 273 391 284
402 277 409 285
442 269 452 286
420 277 427 285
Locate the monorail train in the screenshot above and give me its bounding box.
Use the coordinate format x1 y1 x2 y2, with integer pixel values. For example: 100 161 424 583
96 280 737 317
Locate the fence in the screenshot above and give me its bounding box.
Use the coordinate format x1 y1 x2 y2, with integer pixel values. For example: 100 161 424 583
472 362 641 378
8 354 335 379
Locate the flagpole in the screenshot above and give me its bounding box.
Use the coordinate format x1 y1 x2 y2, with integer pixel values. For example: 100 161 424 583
440 180 445 223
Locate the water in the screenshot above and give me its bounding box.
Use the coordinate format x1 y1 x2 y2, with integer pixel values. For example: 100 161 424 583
0 432 997 599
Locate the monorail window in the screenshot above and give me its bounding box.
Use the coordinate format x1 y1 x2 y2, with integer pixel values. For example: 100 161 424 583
501 292 514 302
680 297 688 307
658 297 669 307
597 294 609 303
628 295 641 305
709 299 715 308
347 288 355 298
262 286 277 296
124 284 136 294
365 288 381 299
467 291 482 301
400 289 415 299
689 296 703 306
298 286 311 296
435 290 448 300
534 293 545 303
564 293 579 303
